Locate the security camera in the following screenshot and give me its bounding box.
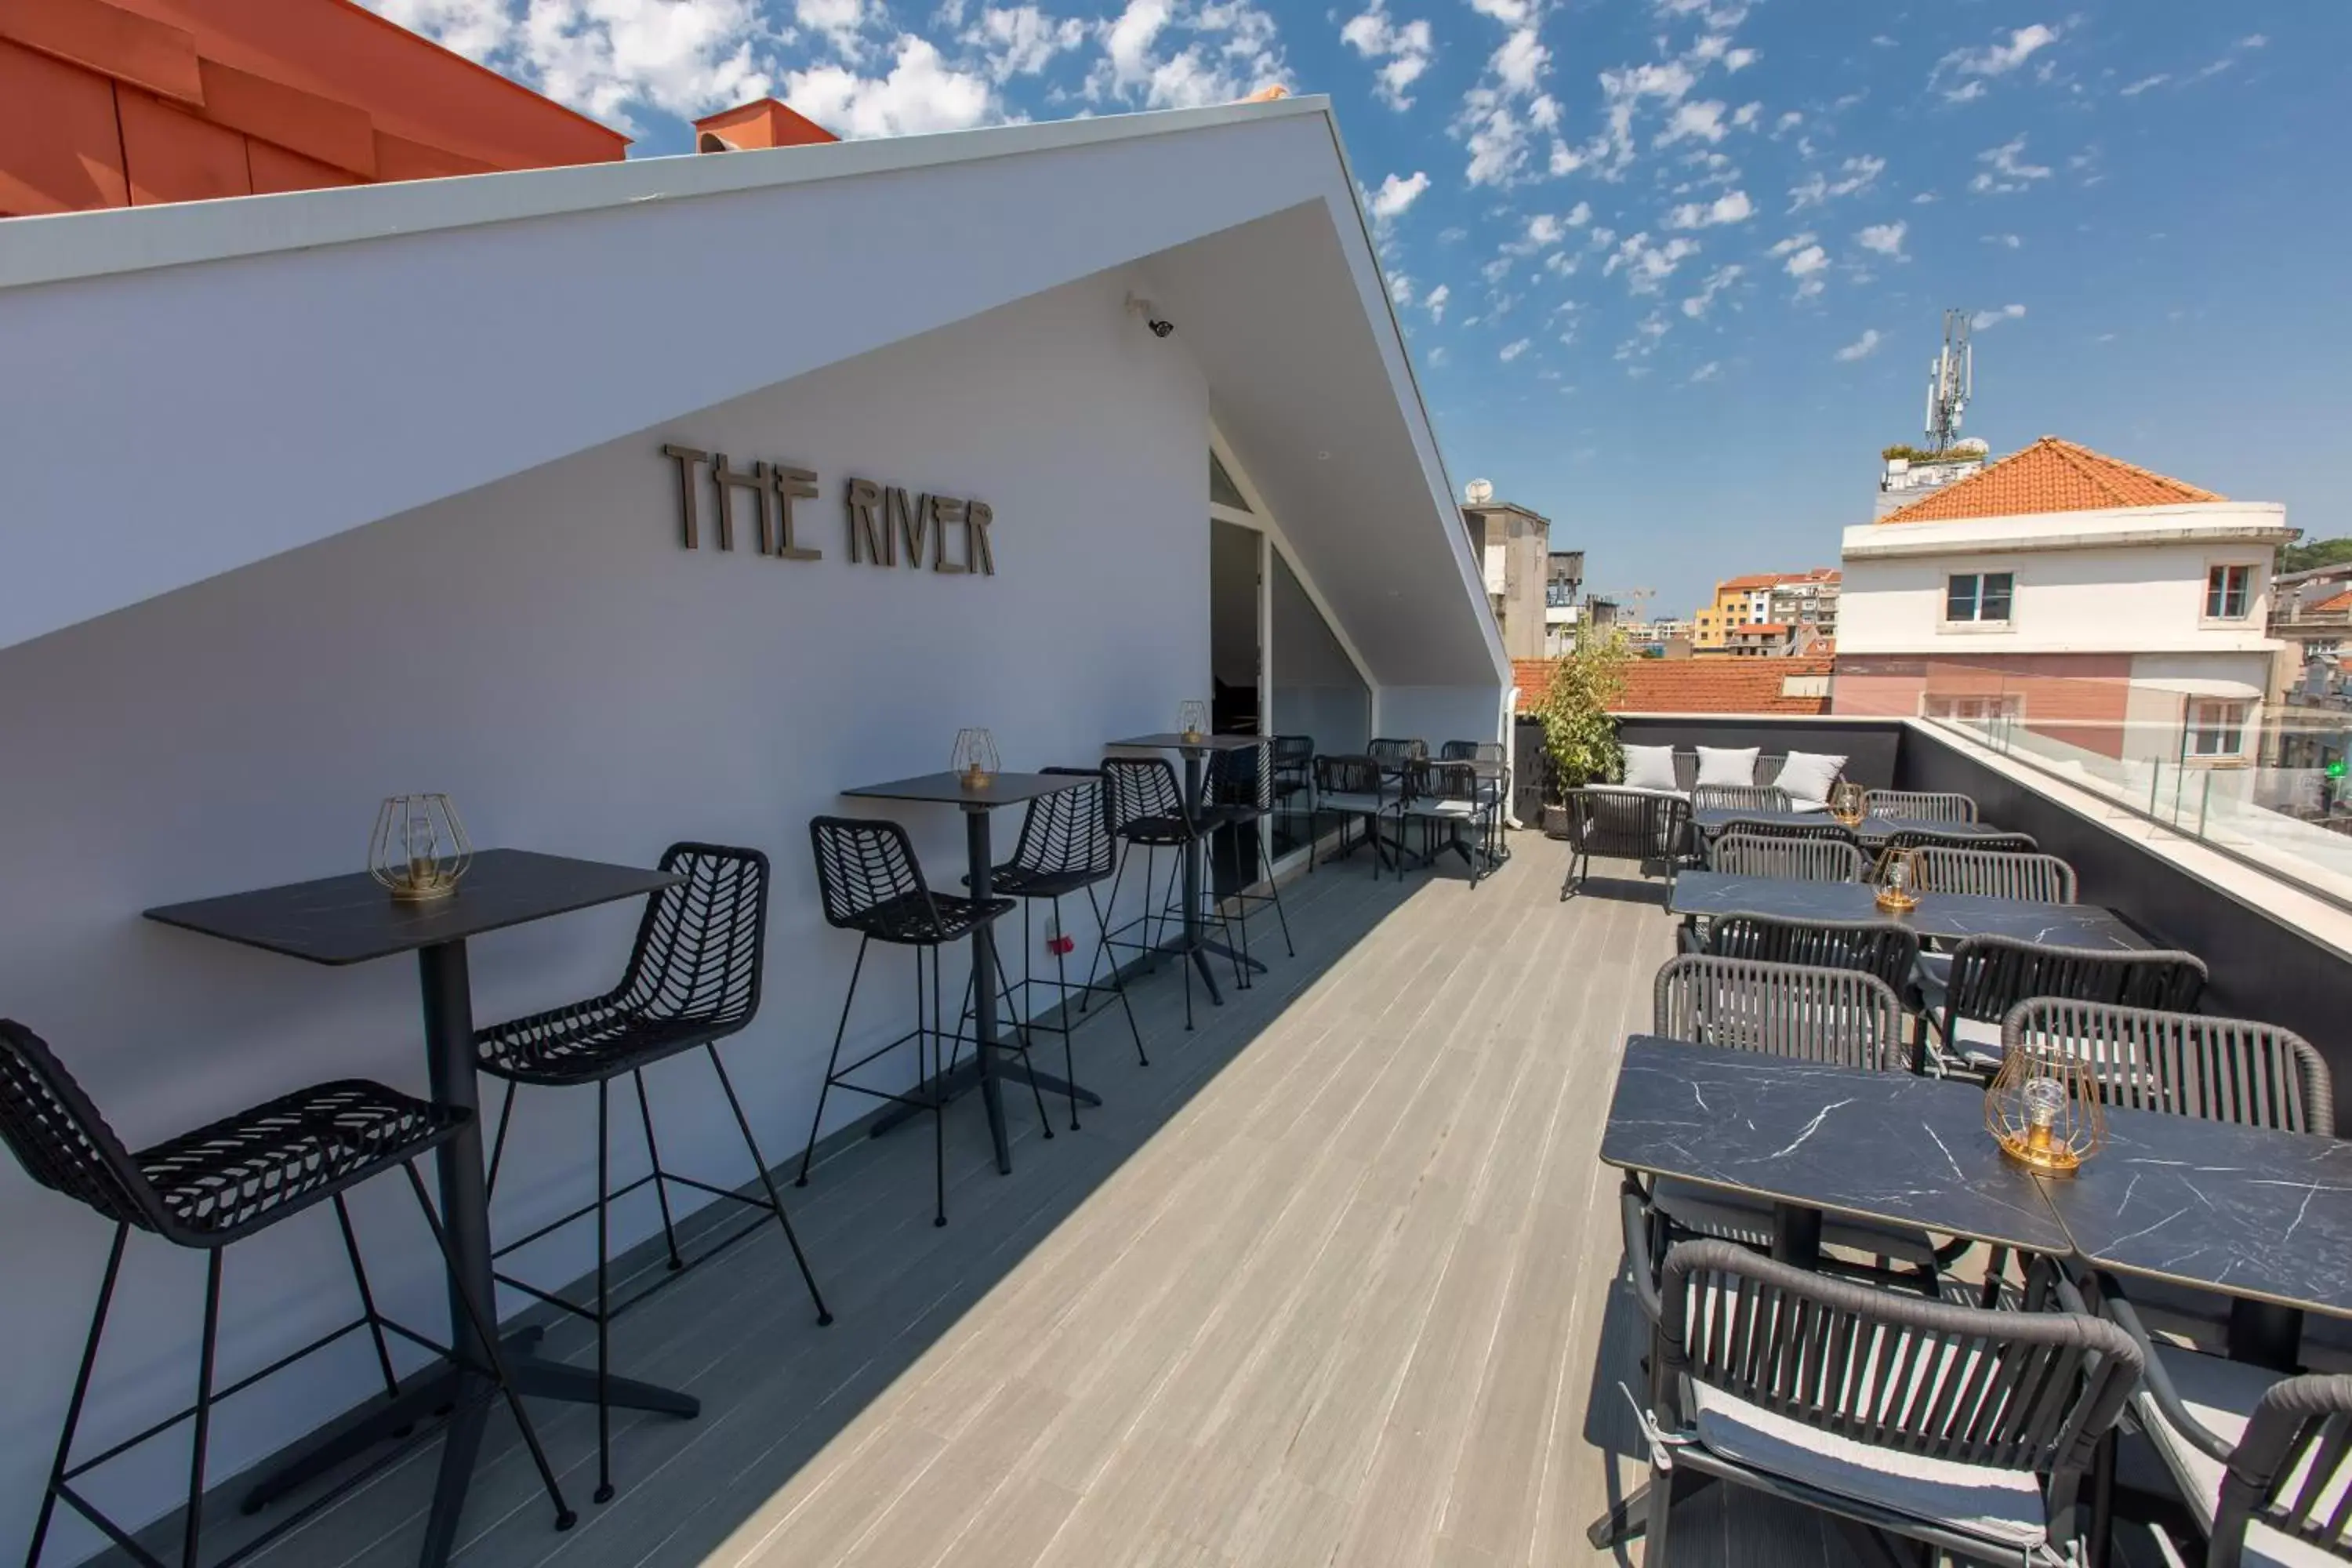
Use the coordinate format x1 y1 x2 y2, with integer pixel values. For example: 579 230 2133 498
1127 292 1175 339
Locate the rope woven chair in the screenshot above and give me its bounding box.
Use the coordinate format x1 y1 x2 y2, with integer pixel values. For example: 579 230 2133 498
1311 753 1403 880
1692 783 1791 815
1589 1236 2141 1564
1882 826 2038 857
981 768 1148 1128
1270 734 1315 842
1405 757 1501 887
1439 742 1511 862
800 818 1046 1225
1712 815 1860 849
478 843 831 1502
1695 915 1921 1001
2 1020 575 1566
1559 787 1690 900
1913 845 2078 903
1708 831 1869 884
1918 935 2207 1079
1864 789 1979 823
2005 1000 2330 1129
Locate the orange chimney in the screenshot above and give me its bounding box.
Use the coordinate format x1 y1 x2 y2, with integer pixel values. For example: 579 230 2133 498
691 98 838 153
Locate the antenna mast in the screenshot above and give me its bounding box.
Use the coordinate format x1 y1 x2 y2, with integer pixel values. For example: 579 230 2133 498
1923 308 1973 452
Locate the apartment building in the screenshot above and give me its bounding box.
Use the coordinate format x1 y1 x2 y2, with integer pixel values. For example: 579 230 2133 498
1691 568 1841 652
1835 436 2292 765
1462 495 1554 660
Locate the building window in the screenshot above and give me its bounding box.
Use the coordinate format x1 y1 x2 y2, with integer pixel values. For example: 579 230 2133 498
2205 564 2252 620
1945 572 2015 624
2187 699 2249 758
1922 694 2023 721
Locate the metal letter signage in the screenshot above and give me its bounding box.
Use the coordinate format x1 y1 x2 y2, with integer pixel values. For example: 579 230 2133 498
663 447 995 575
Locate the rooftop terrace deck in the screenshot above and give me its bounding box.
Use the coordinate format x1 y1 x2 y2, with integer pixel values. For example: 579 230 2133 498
153 842 1852 1567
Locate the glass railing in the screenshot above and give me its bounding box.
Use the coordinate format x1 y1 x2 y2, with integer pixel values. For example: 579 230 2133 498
1836 660 2352 910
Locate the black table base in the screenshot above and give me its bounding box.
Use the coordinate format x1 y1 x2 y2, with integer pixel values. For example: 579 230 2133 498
869 1056 1104 1139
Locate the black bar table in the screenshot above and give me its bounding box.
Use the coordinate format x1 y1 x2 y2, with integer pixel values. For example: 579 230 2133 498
1669 870 2151 951
841 771 1102 1175
143 849 688 1566
2039 1102 2352 1371
1107 734 1270 1006
1600 1036 2070 1267
1691 808 2010 849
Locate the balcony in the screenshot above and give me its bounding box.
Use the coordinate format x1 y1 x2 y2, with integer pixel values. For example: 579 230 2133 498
49 715 2352 1568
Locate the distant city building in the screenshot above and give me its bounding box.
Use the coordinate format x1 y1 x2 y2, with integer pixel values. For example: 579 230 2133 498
1462 493 1556 661
1875 444 1990 520
1835 436 2292 770
1544 550 1586 655
1693 568 1841 652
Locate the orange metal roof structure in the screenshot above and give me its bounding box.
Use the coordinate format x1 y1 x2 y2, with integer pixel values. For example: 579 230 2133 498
1 0 629 217
1877 435 2224 524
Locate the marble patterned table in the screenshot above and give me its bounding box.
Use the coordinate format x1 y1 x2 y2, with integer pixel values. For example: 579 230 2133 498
1668 869 2151 950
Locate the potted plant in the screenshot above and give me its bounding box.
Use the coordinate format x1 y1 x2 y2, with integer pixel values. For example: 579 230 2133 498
1534 624 1631 837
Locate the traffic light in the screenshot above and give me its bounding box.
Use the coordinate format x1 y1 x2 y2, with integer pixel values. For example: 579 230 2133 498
2330 758 2349 781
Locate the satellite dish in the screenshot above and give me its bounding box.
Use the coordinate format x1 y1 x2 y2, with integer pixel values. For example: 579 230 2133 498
1464 478 1494 505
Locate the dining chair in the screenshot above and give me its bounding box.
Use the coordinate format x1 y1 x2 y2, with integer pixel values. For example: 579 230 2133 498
1199 739 1296 970
1917 936 2208 1078
1864 789 1979 823
2 1020 575 1566
2005 1000 2329 1129
1591 1236 2140 1566
1692 783 1791 815
1712 815 1860 850
1881 827 2039 857
1311 753 1403 880
1913 846 2078 903
1707 831 1869 884
478 843 832 1502
1690 914 1920 1000
1404 757 1499 887
1642 955 1964 1295
1098 753 1240 1031
1559 787 1689 900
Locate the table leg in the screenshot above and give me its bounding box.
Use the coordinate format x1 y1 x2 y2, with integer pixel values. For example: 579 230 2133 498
2228 1299 2305 1373
1772 1204 1822 1269
967 808 1014 1176
1180 752 1225 1005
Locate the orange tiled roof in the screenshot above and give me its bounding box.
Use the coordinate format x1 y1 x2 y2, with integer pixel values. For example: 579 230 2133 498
1731 622 1792 636
1878 436 2223 524
2315 588 2352 614
1512 656 1833 716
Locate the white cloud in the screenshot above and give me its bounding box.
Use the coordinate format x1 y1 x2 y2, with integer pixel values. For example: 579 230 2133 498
1656 98 1730 147
376 0 780 132
1725 47 1756 71
1771 109 1802 136
1689 360 1722 383
1780 240 1828 297
1367 169 1431 219
1982 231 2022 249
1339 0 1434 108
1492 25 1548 94
1603 231 1702 293
1667 189 1753 228
1088 0 1285 110
1388 272 1414 305
786 34 997 137
1455 25 1557 187
1680 261 1742 317
1855 220 1907 259
1933 23 2057 101
1425 282 1450 321
1500 337 1531 361
1969 134 2052 194
1730 100 1760 128
1971 302 2027 329
1585 58 1698 177
966 5 1084 79
2118 73 2169 96
1470 0 1530 20
1788 154 1885 210
1834 328 1882 361
797 0 871 52
1766 230 1815 256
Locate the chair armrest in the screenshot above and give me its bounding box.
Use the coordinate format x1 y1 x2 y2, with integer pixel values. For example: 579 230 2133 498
1621 1174 1664 1326
2092 1272 2237 1464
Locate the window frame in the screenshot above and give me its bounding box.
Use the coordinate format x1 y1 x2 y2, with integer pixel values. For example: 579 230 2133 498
1941 569 2016 630
2202 560 2259 625
1922 692 2024 723
2186 698 2250 760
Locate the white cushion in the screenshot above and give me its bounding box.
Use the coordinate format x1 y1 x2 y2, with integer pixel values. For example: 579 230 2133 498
2137 1346 2350 1568
1319 792 1397 815
1623 744 1680 792
1775 750 1848 807
1690 1382 2048 1548
1696 746 1761 788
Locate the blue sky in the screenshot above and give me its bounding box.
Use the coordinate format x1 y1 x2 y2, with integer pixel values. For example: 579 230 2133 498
373 0 2339 617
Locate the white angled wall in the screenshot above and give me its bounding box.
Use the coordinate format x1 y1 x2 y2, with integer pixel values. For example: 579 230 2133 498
0 269 1204 1547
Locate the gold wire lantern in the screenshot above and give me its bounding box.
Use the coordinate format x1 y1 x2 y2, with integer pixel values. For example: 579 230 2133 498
1178 700 1211 745
1874 845 1922 913
1986 1043 2107 1174
370 794 472 902
953 728 1000 790
1829 780 1867 827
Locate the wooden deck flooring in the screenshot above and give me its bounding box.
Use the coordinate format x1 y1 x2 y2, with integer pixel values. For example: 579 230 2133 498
212 838 1860 1568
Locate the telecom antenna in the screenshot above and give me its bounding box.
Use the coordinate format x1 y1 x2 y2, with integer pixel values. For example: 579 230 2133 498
1923 308 1973 452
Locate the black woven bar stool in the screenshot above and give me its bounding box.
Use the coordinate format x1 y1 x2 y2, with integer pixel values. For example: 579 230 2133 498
1094 755 1237 1032
2 1019 573 1567
799 817 1049 1227
1198 739 1295 983
973 768 1146 1131
474 842 830 1507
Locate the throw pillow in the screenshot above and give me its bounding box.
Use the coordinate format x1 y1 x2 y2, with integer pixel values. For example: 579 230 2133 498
1621 745 1680 793
1694 746 1760 788
1773 750 1847 807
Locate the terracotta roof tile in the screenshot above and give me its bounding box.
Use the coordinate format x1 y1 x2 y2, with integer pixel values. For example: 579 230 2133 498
1877 436 2223 524
1512 656 1833 716
2315 589 2352 614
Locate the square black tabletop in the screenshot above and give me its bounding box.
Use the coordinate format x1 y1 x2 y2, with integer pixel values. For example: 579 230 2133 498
1692 808 2005 844
841 771 1091 808
144 849 681 967
1602 1036 2070 1254
1108 733 1267 751
1669 871 2150 950
2039 1105 2352 1320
